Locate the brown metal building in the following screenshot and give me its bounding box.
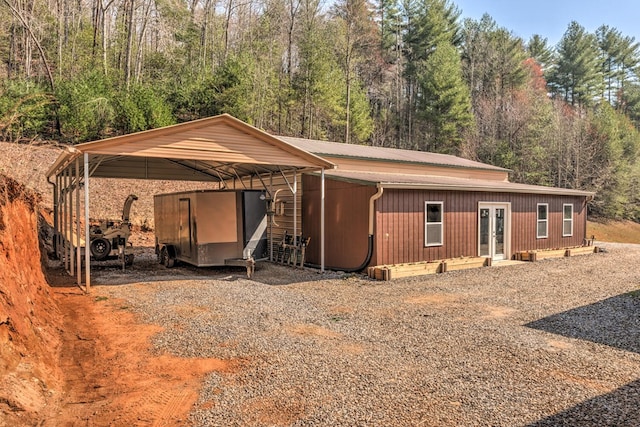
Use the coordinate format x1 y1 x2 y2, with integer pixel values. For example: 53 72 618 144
280 138 593 270
47 114 594 285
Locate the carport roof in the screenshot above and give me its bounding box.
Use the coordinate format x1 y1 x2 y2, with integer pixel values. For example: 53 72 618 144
46 114 335 181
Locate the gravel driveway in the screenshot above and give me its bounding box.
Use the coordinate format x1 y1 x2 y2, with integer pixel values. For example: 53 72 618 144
96 243 640 426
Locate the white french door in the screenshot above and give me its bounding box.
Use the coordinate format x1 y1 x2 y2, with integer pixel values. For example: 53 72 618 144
478 203 510 261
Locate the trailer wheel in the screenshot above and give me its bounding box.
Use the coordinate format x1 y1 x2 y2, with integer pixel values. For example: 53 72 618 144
90 238 111 261
125 254 134 266
160 246 175 268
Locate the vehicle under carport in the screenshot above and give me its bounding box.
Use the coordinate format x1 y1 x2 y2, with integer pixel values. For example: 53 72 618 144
46 114 334 291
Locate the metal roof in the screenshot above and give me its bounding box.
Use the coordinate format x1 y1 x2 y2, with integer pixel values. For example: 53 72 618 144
46 114 335 181
319 170 594 197
280 136 510 173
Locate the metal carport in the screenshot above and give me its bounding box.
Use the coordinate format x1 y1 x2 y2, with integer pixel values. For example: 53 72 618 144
46 114 335 291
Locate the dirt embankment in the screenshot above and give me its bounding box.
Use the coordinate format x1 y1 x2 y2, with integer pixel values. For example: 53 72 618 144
0 175 63 426
1 173 239 426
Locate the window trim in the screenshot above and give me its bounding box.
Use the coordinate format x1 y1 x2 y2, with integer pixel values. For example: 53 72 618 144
563 203 574 237
537 203 548 239
424 201 444 247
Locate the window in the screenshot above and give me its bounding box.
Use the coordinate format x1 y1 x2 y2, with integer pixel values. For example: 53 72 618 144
563 204 573 237
537 203 548 239
425 202 443 247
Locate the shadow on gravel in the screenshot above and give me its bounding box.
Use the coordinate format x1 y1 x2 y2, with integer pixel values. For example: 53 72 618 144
525 379 640 426
48 253 338 287
525 292 640 354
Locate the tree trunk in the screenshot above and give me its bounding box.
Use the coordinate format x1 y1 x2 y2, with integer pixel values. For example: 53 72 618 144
223 0 234 60
345 67 351 144
123 0 135 90
133 0 152 84
2 0 56 91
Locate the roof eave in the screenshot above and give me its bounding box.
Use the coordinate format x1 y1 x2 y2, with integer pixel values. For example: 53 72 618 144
378 182 595 197
316 153 510 173
46 146 81 178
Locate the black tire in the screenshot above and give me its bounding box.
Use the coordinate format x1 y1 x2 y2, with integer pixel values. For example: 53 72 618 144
160 246 175 268
90 237 111 261
165 256 175 268
125 254 134 266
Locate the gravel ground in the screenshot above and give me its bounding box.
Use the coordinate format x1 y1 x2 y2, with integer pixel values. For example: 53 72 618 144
95 243 640 426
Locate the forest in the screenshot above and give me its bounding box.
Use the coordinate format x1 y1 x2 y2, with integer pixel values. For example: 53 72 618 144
1 0 640 220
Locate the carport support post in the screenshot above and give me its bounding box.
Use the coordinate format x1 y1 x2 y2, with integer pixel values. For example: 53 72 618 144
320 168 325 273
75 158 82 284
293 171 297 239
69 165 74 277
54 174 60 259
64 167 69 274
84 153 91 291
269 173 273 261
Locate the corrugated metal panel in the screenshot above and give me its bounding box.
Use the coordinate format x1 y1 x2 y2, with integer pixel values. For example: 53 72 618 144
321 158 510 184
281 136 509 172
84 123 320 165
86 157 222 181
320 170 593 197
46 114 334 179
302 174 376 270
373 190 588 266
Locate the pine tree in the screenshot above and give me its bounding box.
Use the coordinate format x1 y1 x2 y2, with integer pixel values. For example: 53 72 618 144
417 41 473 154
402 0 462 146
527 34 554 71
548 21 602 107
596 25 640 106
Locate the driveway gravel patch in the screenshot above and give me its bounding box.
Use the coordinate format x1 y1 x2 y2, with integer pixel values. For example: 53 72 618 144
97 243 640 426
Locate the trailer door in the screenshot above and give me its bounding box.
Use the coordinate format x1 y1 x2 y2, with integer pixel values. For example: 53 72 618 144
179 198 192 258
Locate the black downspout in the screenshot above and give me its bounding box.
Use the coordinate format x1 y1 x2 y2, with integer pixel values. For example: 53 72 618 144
304 234 374 273
305 184 383 273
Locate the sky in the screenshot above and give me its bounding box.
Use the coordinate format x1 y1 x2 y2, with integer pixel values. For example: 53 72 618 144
453 0 640 46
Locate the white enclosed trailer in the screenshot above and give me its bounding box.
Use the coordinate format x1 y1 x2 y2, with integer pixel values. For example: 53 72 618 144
154 190 268 275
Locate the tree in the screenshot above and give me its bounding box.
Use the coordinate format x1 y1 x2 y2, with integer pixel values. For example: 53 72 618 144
114 83 175 133
402 0 461 145
56 70 115 142
417 41 473 153
0 79 51 141
527 34 554 71
332 0 378 143
584 103 640 218
548 21 602 107
460 15 529 164
378 0 401 55
596 25 640 106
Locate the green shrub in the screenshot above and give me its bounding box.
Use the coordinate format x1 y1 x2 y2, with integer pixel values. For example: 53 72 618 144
0 80 51 141
55 71 115 142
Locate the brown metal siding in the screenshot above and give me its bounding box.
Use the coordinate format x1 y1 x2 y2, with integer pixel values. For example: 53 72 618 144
302 174 376 269
374 190 587 266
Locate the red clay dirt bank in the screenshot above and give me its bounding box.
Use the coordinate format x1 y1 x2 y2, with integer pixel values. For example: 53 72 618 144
0 175 237 426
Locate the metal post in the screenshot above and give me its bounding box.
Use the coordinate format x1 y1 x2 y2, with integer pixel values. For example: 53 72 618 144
293 171 297 240
84 153 91 291
269 172 273 261
320 168 325 273
54 174 60 260
63 168 69 273
69 165 75 277
75 158 82 284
